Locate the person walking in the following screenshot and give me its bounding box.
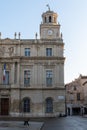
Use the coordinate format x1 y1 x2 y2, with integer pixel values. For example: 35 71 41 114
24 120 29 126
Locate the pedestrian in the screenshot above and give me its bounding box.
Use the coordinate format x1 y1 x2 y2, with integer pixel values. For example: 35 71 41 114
24 120 29 126
81 107 84 116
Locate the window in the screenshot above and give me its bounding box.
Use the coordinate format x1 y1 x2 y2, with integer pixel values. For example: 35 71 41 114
46 70 53 86
23 98 30 112
46 98 53 113
77 93 80 101
46 48 52 56
3 71 9 85
74 86 76 91
49 16 52 23
25 48 30 56
24 70 30 86
45 17 47 23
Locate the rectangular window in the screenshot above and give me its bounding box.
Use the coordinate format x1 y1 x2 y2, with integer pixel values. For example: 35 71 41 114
3 71 9 85
46 48 52 56
24 70 30 86
46 70 53 86
25 48 30 56
77 93 80 101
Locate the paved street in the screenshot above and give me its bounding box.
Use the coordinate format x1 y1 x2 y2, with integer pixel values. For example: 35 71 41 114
0 116 87 130
42 116 87 130
0 121 44 130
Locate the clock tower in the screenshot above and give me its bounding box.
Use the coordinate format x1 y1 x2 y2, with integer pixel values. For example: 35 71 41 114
40 7 61 39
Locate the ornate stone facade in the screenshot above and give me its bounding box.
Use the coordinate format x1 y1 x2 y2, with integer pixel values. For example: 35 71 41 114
0 8 65 117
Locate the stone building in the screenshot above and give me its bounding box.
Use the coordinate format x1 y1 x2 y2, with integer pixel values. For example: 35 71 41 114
65 75 87 116
0 8 65 117
82 78 87 113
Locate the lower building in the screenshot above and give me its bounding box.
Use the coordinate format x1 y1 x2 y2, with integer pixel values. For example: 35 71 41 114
65 75 87 116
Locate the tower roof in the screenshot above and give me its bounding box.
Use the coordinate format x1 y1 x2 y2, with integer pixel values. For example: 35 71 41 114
42 10 58 17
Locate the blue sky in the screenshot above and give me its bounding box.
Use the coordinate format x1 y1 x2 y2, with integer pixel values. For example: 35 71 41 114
0 0 87 83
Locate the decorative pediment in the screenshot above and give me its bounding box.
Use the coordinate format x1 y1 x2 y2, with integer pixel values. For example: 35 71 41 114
3 38 12 43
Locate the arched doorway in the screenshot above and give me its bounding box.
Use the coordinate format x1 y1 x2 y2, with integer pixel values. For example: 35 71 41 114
45 97 53 113
23 98 30 113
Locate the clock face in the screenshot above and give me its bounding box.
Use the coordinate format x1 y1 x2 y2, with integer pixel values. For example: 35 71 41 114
48 29 53 35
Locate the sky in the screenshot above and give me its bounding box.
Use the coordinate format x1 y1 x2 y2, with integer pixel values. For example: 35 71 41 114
0 0 87 83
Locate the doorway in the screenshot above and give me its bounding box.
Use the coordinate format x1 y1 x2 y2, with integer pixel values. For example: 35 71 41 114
72 107 80 115
1 98 9 115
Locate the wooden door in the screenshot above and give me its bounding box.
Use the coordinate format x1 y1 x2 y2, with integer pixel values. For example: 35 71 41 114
1 98 9 115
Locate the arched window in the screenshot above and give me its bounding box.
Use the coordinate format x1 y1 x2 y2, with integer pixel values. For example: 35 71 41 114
23 98 30 112
49 16 52 23
45 17 46 23
74 86 76 91
45 97 53 113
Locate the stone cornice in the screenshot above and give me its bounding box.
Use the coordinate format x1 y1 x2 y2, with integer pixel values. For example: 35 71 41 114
0 57 65 64
20 56 65 60
20 87 65 90
0 56 65 60
0 87 65 91
0 39 64 46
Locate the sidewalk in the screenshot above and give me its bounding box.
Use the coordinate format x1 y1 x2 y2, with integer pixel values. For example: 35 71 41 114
82 114 87 118
0 121 44 130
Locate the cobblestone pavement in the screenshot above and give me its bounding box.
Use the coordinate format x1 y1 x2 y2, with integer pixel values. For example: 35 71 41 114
0 121 44 130
42 116 87 130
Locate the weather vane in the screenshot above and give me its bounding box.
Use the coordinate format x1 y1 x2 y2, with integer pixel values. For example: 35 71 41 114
46 4 50 11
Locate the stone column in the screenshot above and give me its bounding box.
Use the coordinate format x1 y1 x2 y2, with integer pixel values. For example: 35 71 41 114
10 89 20 116
0 65 2 84
70 106 72 115
11 63 15 84
55 64 59 86
33 64 38 87
17 62 20 86
59 63 64 85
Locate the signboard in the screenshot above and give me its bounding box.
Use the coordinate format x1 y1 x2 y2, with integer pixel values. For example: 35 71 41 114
58 96 65 100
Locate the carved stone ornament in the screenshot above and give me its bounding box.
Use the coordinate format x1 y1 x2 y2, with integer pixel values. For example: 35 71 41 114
0 47 5 56
0 46 14 56
8 47 14 56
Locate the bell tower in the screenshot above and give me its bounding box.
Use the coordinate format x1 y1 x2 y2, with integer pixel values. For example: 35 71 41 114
40 6 61 39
